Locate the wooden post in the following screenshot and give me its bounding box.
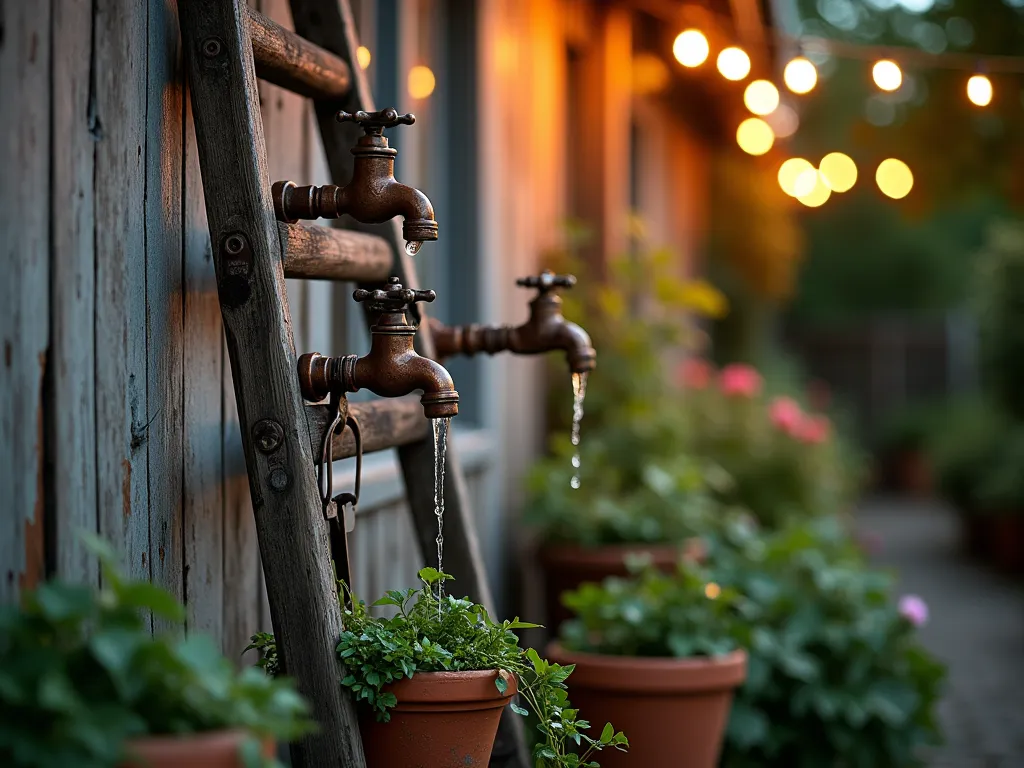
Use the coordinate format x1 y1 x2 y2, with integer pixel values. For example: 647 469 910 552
178 2 364 765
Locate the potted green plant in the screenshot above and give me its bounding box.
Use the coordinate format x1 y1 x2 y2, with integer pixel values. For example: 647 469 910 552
546 563 747 768
0 536 314 768
249 567 627 768
713 519 945 768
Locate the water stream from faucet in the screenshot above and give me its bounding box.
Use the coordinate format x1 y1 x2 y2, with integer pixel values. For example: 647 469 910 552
570 372 589 489
432 416 451 607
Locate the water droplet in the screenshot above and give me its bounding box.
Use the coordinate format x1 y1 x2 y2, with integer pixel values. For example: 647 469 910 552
570 476 581 489
405 240 422 256
569 372 588 489
571 455 581 468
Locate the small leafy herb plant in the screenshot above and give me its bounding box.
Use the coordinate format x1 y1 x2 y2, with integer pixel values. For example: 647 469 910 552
250 568 628 767
0 535 314 768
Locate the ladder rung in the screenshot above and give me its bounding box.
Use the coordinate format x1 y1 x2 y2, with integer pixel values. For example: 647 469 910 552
247 7 351 101
279 222 392 282
334 397 430 458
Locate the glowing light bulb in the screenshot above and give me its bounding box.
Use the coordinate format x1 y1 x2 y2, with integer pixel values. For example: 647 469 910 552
408 65 436 99
744 80 780 115
967 74 992 106
783 57 817 94
705 582 722 600
632 53 670 95
673 29 710 68
736 118 774 155
819 152 858 193
798 172 832 208
876 158 913 199
356 46 371 70
778 158 816 197
872 59 902 92
717 47 751 81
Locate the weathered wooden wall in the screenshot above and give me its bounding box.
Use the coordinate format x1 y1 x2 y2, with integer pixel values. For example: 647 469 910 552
0 0 440 656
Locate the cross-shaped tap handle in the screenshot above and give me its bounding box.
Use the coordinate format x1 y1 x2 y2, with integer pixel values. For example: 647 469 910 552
353 276 435 311
516 270 577 294
336 108 416 136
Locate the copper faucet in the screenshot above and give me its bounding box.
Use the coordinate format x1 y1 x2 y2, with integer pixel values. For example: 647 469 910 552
297 278 458 419
272 108 438 253
429 271 596 374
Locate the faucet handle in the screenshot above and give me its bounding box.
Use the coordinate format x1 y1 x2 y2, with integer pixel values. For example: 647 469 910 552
353 276 435 311
516 270 577 294
336 108 416 136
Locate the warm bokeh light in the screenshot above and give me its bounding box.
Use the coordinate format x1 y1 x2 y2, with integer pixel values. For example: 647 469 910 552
872 59 903 91
967 74 993 106
704 582 722 600
717 47 751 81
819 152 858 193
783 57 817 94
778 158 816 197
408 65 436 99
744 80 780 115
673 29 710 68
736 118 774 155
766 104 800 139
356 46 371 70
798 172 832 208
876 158 914 199
632 53 670 95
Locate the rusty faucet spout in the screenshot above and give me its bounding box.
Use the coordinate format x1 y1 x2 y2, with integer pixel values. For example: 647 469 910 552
271 108 438 251
297 278 458 420
430 270 596 374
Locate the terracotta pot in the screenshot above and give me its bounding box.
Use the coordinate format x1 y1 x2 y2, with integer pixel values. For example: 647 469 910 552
539 543 691 631
359 669 516 768
120 730 272 768
984 513 1024 573
546 643 747 768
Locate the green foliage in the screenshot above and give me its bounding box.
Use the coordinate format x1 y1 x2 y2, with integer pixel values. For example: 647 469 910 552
715 521 945 768
0 535 314 768
250 568 628 767
558 562 739 659
976 222 1024 419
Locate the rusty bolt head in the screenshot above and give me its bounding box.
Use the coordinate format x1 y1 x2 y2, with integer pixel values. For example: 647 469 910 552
224 233 246 255
253 419 284 454
268 468 290 492
202 37 223 58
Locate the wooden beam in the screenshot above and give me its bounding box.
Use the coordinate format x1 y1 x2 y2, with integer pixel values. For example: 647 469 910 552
246 6 351 101
333 398 430 459
178 2 364 765
279 222 392 282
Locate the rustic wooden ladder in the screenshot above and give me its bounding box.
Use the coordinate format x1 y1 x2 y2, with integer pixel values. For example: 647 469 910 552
178 2 525 766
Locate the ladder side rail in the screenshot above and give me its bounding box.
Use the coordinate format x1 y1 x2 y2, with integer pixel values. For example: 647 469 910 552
279 221 392 281
178 3 364 766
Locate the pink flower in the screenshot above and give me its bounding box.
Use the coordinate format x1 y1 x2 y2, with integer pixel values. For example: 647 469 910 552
796 414 831 444
898 594 929 627
718 364 763 398
769 397 803 435
678 358 712 390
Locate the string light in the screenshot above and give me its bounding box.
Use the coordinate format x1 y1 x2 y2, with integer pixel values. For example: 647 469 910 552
876 159 914 199
408 65 436 99
736 118 774 155
673 29 710 68
717 47 751 81
784 57 818 94
798 172 832 207
819 152 858 192
872 59 903 91
356 46 372 70
744 80 780 115
967 74 993 106
778 158 816 197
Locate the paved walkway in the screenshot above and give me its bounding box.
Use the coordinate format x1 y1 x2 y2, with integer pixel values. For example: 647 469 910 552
856 497 1024 768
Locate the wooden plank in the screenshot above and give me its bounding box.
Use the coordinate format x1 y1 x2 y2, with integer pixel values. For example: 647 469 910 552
0 0 49 603
178 2 363 764
93 0 151 584
146 0 186 632
50 0 98 588
280 222 392 282
183 83 227 645
247 5 352 100
332 397 430 458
